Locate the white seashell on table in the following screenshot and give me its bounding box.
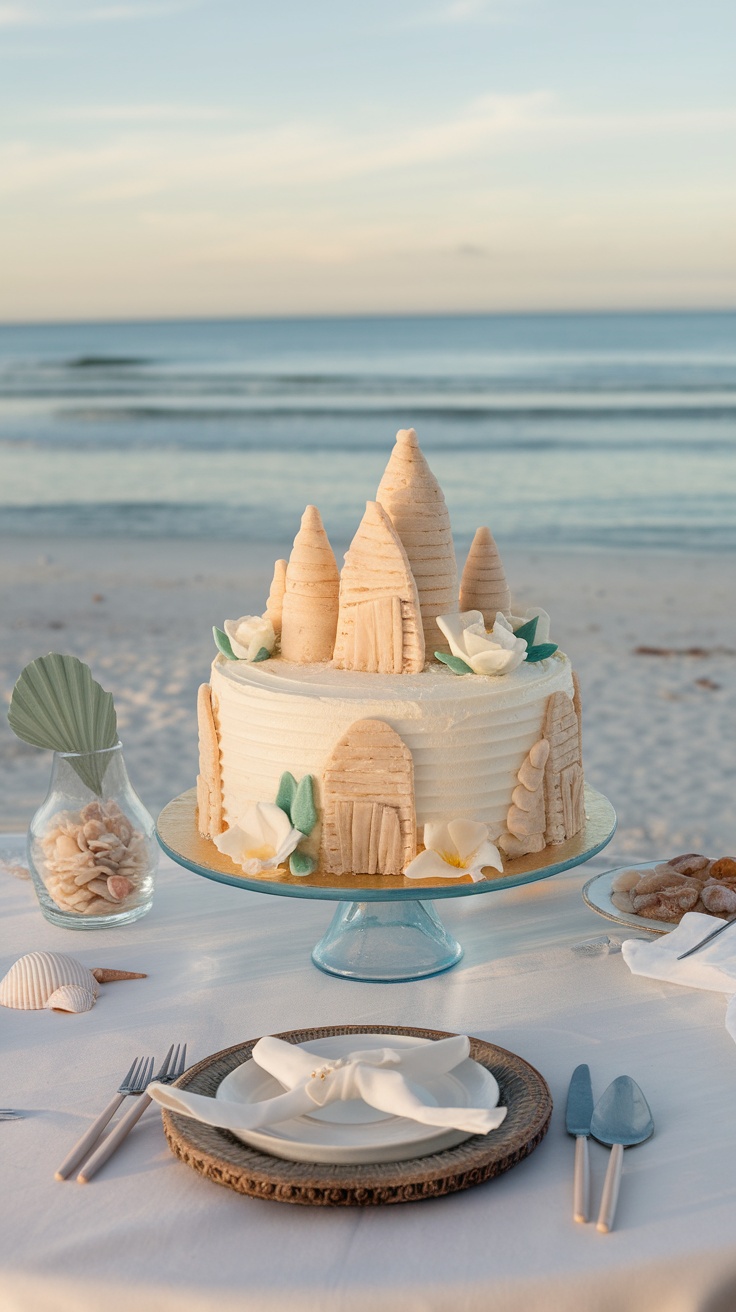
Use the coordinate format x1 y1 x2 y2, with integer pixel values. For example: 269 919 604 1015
0 952 99 1010
0 950 146 1011
36 799 149 916
46 984 97 1013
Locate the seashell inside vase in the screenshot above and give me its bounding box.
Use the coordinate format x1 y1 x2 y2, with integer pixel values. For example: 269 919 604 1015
0 950 147 1012
27 744 157 930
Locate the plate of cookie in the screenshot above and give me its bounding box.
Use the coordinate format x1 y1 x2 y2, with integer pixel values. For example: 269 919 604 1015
583 854 736 935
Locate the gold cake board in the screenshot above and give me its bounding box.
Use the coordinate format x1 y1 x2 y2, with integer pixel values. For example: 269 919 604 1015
157 784 616 901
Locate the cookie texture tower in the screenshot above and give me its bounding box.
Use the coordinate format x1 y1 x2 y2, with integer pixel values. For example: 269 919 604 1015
376 428 458 657
459 526 510 623
279 506 339 663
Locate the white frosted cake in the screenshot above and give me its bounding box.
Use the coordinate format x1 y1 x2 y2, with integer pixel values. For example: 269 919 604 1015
196 428 585 883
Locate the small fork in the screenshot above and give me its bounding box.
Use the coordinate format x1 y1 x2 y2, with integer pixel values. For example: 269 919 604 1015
78 1044 188 1183
55 1055 155 1180
1 1109 23 1121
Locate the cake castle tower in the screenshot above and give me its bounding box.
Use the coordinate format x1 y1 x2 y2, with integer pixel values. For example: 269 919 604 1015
268 428 511 672
375 428 458 656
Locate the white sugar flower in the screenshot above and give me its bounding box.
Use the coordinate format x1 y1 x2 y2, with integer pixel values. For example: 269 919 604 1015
508 606 551 644
224 615 276 662
436 611 527 676
214 802 303 875
404 819 503 882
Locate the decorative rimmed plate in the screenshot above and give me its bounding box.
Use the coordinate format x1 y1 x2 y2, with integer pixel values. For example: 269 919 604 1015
161 1025 552 1207
583 864 675 935
215 1033 501 1165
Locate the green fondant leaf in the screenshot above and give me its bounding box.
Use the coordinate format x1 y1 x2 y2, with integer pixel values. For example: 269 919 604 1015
513 616 539 646
252 646 271 663
290 850 316 877
292 774 318 835
434 651 474 676
213 626 238 660
525 642 558 663
275 771 297 821
8 654 118 795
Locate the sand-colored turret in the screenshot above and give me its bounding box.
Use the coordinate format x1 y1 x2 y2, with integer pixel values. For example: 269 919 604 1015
459 526 510 623
280 506 339 663
264 558 288 637
376 428 458 656
333 501 424 673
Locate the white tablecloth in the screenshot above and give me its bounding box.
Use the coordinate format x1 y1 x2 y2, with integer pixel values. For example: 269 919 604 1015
2 837 736 1312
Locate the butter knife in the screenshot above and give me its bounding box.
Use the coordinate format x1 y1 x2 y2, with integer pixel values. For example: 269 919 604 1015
676 916 736 961
565 1064 594 1223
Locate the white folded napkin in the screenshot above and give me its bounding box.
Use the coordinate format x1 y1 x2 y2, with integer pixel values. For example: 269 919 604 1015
149 1034 507 1135
622 912 736 1043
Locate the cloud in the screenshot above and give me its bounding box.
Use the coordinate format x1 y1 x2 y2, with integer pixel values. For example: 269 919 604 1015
0 0 200 26
1 91 736 203
404 0 529 27
52 104 233 123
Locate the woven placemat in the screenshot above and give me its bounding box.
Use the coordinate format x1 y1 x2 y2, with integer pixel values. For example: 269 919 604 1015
162 1025 552 1207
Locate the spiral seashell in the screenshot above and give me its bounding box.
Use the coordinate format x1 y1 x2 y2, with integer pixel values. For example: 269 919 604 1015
45 984 97 1013
0 951 99 1010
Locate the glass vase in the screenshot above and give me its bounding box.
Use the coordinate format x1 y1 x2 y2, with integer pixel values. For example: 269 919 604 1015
27 743 157 930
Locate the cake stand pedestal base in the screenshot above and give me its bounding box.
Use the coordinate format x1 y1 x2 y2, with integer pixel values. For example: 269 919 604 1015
311 899 463 982
156 786 616 984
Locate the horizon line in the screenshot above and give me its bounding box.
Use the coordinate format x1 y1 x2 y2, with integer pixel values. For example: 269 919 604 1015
2 305 736 330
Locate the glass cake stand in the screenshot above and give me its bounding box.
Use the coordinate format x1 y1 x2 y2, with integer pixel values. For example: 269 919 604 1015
156 786 616 983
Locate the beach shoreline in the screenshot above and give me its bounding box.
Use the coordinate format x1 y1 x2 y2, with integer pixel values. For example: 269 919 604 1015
2 536 734 864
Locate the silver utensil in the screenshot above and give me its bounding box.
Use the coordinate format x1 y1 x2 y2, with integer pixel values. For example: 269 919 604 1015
590 1076 654 1233
565 1064 594 1223
78 1044 187 1183
677 916 736 961
55 1055 155 1180
0 1109 23 1121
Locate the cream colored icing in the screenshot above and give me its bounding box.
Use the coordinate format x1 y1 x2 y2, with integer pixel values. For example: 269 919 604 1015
210 651 575 841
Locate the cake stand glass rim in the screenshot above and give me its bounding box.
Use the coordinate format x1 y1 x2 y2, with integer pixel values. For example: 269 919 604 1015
156 785 616 903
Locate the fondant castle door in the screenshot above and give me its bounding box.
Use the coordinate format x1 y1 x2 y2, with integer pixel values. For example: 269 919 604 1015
320 718 416 876
339 596 404 675
333 800 402 874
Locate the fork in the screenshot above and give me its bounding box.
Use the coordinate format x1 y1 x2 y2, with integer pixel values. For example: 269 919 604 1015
55 1055 155 1180
78 1044 187 1183
1 1109 23 1121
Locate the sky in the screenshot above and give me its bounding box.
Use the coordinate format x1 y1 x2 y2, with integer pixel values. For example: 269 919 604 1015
1 0 735 321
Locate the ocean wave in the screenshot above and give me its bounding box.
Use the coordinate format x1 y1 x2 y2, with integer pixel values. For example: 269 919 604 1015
2 501 734 552
45 402 736 424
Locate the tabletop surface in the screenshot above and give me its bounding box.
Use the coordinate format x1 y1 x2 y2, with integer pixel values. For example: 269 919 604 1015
2 835 736 1312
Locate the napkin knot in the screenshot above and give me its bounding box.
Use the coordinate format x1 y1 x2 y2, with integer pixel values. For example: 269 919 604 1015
148 1033 508 1138
310 1060 346 1082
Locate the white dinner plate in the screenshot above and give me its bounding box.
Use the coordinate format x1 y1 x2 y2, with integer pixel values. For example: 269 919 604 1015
583 863 678 935
215 1033 502 1165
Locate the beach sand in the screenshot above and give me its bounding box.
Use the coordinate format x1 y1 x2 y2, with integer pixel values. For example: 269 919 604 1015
1 537 734 863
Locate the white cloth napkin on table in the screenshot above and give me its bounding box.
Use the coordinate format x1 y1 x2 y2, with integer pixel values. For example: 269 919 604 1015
622 913 736 1044
148 1034 507 1135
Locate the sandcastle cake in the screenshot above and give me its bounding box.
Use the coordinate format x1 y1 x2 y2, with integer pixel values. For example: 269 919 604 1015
196 429 586 882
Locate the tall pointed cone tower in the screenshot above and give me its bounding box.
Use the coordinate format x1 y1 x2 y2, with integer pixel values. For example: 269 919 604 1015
376 428 458 656
459 526 510 623
280 506 340 663
264 558 288 637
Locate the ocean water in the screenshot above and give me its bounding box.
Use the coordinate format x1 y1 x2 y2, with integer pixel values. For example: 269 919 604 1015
1 311 735 552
